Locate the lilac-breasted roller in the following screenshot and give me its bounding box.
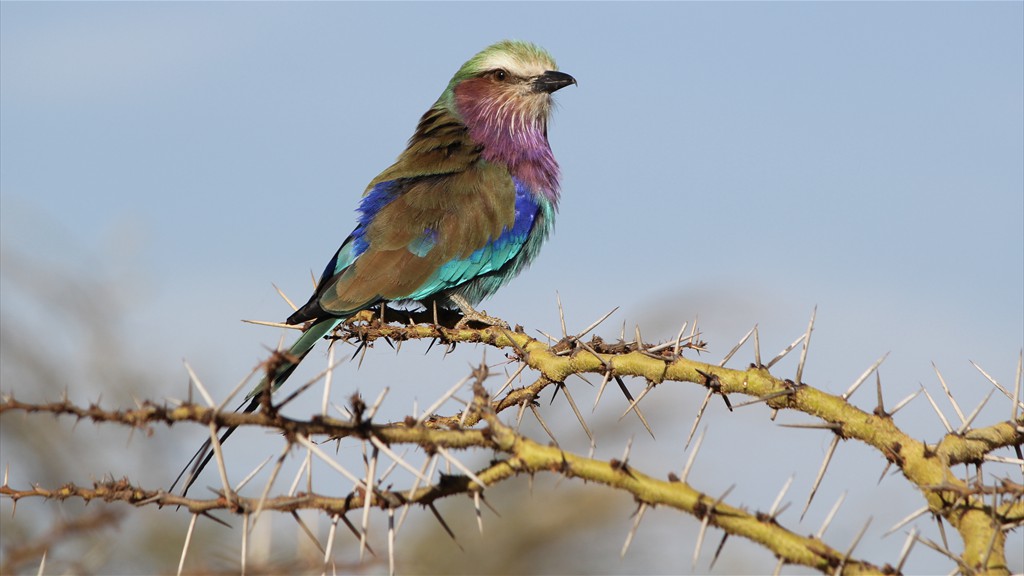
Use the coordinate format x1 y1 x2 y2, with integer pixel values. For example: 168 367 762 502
174 40 575 495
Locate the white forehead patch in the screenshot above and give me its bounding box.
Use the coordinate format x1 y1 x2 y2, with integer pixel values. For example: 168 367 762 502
477 51 553 78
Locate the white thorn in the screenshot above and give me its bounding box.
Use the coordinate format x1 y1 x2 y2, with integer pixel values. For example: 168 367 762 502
177 514 198 576
183 361 215 408
885 505 928 536
680 426 707 484
766 333 805 369
844 352 890 400
932 363 966 425
242 318 304 330
272 283 298 311
418 376 472 425
719 324 756 367
800 434 840 521
921 386 953 433
816 491 847 539
770 475 795 517
621 502 647 558
795 306 816 386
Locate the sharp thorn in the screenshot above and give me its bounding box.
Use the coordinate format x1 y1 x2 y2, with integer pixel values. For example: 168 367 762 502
800 434 840 521
369 436 432 484
240 513 249 574
491 362 527 401
617 382 654 421
680 426 707 483
593 370 612 411
778 422 842 430
272 283 299 312
242 318 304 330
417 375 472 426
177 513 198 576
890 388 923 415
234 456 274 493
531 404 559 445
709 533 729 570
753 325 762 367
674 321 689 358
536 328 558 344
428 503 463 550
183 361 215 408
621 502 647 558
956 388 994 435
877 460 893 485
836 516 872 575
387 509 396 576
719 324 756 368
731 388 797 409
769 475 795 518
693 510 711 569
435 447 487 489
574 306 619 341
322 514 340 575
615 376 655 439
766 333 805 369
474 491 484 535
290 510 326 556
359 447 378 561
559 383 593 443
895 527 918 573
816 491 847 539
297 434 366 488
971 358 1024 417
620 435 634 464
365 386 390 421
795 306 816 386
556 292 567 338
685 390 713 449
933 363 966 425
875 371 885 415
1013 350 1023 422
844 352 890 400
921 386 954 433
884 505 929 536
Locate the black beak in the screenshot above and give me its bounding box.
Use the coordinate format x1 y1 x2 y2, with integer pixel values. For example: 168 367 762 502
533 70 577 94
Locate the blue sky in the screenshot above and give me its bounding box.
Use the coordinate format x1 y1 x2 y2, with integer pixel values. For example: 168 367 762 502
2 2 1021 574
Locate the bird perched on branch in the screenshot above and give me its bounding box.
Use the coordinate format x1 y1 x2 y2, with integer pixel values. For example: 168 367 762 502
173 40 575 495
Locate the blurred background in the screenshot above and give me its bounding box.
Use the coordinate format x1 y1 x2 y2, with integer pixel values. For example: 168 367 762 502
2 3 1021 574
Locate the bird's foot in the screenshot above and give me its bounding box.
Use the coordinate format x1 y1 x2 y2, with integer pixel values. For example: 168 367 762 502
454 308 510 329
448 294 510 329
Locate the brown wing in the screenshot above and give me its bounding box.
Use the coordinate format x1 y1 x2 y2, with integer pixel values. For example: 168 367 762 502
309 107 519 317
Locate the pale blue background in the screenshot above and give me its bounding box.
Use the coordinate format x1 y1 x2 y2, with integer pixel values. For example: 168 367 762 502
2 2 1021 574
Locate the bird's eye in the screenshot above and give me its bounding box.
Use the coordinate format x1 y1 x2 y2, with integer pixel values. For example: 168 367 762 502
493 69 508 81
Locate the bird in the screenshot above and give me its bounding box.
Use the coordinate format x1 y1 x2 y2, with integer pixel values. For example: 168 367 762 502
172 40 575 495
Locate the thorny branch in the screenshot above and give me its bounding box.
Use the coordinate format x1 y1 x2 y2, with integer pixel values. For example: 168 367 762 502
0 507 123 574
2 311 1022 575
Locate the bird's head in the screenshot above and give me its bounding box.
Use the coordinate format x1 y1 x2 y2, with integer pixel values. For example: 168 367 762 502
438 40 576 153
